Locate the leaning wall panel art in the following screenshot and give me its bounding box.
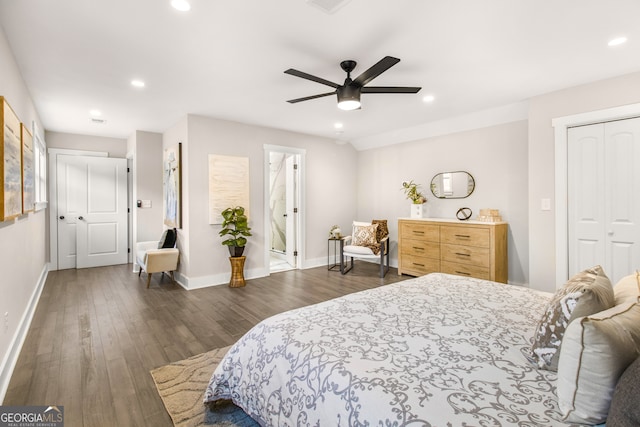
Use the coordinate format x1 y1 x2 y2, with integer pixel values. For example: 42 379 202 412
163 142 182 228
208 154 250 225
1 97 23 221
21 123 35 213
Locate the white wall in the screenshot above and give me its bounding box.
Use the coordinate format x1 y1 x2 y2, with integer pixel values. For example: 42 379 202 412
127 130 163 272
0 25 47 402
46 131 127 158
357 120 529 286
167 114 358 288
528 71 640 292
162 116 189 278
131 131 163 243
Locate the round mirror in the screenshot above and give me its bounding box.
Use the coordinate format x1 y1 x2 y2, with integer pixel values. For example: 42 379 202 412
430 171 475 199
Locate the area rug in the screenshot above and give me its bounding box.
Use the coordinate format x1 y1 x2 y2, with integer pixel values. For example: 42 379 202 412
150 346 259 427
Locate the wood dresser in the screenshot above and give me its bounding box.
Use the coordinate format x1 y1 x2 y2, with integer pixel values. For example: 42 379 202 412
398 218 508 283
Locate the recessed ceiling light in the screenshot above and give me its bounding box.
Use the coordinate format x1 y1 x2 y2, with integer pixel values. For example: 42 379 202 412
334 123 343 129
608 36 627 47
131 79 145 88
422 95 435 103
171 0 191 11
89 109 102 117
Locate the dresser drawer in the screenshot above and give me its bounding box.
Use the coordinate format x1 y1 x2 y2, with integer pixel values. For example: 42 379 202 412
441 244 490 267
400 222 439 242
401 255 440 276
401 239 440 259
441 261 490 280
441 226 490 248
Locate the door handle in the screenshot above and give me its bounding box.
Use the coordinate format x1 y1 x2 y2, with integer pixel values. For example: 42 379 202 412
59 215 65 220
78 216 84 220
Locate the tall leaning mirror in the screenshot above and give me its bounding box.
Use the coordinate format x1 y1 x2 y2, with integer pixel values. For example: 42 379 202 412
430 171 475 199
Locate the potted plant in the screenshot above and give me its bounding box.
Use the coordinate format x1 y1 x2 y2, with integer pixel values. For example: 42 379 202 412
219 206 252 257
402 180 427 218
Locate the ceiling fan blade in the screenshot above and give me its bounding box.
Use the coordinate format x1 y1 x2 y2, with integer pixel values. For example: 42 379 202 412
352 56 401 87
284 69 340 89
286 91 336 104
361 86 422 94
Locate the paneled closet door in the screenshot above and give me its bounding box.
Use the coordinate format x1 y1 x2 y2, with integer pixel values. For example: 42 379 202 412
568 117 640 284
57 154 128 270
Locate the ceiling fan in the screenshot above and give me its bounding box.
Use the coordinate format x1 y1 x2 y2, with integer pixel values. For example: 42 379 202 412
284 56 421 111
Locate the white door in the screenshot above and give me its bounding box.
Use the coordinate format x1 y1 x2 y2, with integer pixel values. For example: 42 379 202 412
568 117 640 283
56 157 83 269
285 155 297 268
57 155 128 269
604 119 640 282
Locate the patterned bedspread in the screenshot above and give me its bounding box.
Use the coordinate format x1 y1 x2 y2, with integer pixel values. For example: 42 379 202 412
204 273 578 426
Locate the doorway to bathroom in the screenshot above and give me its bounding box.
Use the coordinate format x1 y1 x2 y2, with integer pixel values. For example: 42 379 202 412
264 145 305 273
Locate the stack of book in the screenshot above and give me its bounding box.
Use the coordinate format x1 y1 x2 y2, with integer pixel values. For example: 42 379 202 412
477 208 502 222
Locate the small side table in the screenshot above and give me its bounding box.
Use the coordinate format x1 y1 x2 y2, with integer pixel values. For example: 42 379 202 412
327 237 345 271
229 256 246 287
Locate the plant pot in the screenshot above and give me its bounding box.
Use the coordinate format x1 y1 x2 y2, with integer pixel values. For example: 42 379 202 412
410 204 424 218
228 246 245 257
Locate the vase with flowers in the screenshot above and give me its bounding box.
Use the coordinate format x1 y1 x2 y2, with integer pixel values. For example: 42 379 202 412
402 180 427 218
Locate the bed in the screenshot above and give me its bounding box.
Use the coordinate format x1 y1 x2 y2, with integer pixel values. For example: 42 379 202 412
204 273 603 426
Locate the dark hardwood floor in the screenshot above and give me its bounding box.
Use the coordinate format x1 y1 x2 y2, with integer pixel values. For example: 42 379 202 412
4 261 409 426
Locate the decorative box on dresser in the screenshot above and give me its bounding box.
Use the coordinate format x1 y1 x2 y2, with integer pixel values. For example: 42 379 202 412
398 218 508 283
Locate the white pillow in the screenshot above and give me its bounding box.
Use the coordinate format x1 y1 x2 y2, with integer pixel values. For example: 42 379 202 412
613 271 640 305
557 302 640 424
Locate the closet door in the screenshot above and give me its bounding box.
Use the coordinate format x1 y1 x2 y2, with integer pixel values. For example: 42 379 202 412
57 154 128 269
568 117 640 284
604 118 640 282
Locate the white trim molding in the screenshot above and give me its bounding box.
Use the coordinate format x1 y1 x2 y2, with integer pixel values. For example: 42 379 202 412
0 265 48 403
552 102 640 287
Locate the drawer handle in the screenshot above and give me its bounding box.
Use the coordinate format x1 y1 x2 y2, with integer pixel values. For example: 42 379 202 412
413 231 425 234
413 246 425 251
455 271 471 276
455 253 470 257
412 263 425 267
455 234 471 238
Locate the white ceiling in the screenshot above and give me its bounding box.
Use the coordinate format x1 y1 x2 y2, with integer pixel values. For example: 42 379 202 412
1 0 639 150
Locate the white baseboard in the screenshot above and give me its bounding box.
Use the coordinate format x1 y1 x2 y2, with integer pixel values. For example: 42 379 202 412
303 256 399 270
172 267 271 290
0 264 49 404
301 257 327 269
150 255 403 292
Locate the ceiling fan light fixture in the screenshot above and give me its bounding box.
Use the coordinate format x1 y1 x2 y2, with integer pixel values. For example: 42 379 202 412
337 86 361 111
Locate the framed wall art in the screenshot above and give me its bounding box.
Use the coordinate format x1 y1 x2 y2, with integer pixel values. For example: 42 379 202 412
21 123 35 213
1 97 23 221
163 142 182 228
208 154 250 224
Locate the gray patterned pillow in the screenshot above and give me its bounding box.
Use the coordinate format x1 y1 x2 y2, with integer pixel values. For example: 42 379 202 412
528 265 614 371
